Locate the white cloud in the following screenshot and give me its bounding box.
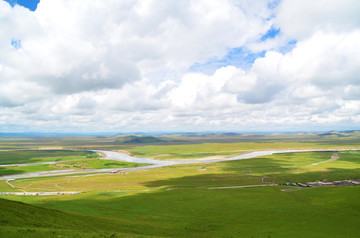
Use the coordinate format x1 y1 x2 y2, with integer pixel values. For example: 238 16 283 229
0 0 360 132
343 85 360 100
231 30 360 105
169 68 237 110
0 79 49 107
275 0 360 39
1 0 273 93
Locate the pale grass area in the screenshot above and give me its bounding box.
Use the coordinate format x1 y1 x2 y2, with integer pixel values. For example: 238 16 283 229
184 155 228 161
312 153 339 165
36 147 65 150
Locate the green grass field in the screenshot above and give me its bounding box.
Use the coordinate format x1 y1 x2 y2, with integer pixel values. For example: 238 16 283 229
0 150 146 176
53 158 147 169
0 135 360 237
0 150 98 164
1 149 359 237
126 142 360 160
0 198 144 238
0 159 146 176
0 164 59 176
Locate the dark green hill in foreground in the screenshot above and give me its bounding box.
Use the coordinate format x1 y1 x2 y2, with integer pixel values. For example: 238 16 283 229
0 198 139 238
114 135 163 144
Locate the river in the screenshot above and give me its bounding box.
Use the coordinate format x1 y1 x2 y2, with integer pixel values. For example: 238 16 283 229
0 149 344 180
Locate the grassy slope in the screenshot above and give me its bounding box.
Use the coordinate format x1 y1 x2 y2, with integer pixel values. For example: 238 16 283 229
7 181 359 237
58 186 357 237
0 198 144 238
4 150 360 237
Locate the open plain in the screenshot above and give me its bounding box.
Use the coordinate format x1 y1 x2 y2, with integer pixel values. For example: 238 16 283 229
0 132 359 237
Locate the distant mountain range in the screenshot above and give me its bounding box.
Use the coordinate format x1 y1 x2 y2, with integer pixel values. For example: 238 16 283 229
113 135 164 144
0 130 359 139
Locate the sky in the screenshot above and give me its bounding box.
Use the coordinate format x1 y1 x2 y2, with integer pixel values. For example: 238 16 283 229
1 0 360 133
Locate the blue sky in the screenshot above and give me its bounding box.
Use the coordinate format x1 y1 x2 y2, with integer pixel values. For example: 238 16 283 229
189 26 290 75
189 48 266 74
4 0 39 11
1 0 360 133
260 26 280 41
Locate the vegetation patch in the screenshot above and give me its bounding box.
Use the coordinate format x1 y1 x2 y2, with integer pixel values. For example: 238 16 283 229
0 198 143 237
52 159 147 169
126 141 360 160
0 164 58 176
0 150 96 165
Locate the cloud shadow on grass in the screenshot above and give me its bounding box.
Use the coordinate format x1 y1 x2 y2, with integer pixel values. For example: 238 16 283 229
0 167 26 176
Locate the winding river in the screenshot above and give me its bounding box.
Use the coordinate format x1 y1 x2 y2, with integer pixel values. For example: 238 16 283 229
0 149 344 180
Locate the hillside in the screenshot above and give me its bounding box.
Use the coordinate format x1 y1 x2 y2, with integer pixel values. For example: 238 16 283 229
114 135 164 144
0 198 139 237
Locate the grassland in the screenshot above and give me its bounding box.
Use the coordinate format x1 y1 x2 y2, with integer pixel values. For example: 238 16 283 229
0 150 99 176
0 198 143 237
6 151 359 192
1 149 359 237
6 186 359 237
0 150 98 164
126 141 360 160
1 131 360 151
217 150 360 184
0 159 146 176
0 150 146 177
0 133 360 237
52 158 147 169
123 131 360 160
0 164 59 176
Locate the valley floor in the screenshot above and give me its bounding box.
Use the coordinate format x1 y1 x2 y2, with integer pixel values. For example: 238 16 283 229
0 139 359 237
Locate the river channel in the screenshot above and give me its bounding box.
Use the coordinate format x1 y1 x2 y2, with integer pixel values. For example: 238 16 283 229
0 149 338 180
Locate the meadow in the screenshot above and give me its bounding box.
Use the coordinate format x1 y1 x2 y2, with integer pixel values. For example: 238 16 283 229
0 150 145 176
0 150 96 164
126 140 360 159
0 133 359 237
52 158 147 169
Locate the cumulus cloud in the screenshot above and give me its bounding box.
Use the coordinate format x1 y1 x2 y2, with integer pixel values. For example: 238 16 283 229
226 29 360 106
275 0 360 39
0 0 359 132
1 0 272 96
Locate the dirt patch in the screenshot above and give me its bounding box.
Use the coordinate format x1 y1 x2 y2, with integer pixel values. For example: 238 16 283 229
36 147 65 150
114 150 132 155
312 153 340 165
96 152 106 157
188 155 227 161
